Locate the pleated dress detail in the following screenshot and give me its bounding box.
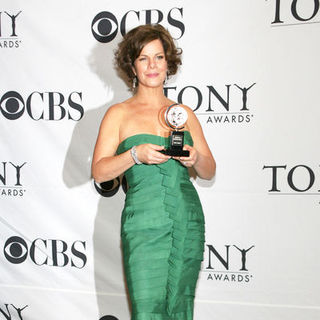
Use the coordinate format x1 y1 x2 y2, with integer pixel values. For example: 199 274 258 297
116 132 205 320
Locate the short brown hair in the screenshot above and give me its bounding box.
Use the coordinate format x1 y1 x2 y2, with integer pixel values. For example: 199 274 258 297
114 24 182 89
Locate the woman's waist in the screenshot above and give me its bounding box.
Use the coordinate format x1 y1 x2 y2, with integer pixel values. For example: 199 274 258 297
125 173 192 191
125 167 190 186
124 179 198 205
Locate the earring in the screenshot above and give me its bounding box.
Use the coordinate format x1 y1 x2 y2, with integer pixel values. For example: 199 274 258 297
132 76 138 90
164 72 169 85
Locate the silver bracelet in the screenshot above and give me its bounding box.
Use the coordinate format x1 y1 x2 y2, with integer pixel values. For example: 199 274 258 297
130 145 142 165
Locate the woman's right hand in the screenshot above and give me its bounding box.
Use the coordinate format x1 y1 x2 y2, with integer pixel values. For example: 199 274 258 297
135 144 171 164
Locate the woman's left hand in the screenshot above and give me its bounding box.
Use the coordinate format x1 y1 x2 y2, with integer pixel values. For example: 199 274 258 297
173 144 198 167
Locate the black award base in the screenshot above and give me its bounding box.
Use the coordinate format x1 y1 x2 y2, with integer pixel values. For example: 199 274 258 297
160 149 190 157
160 131 190 157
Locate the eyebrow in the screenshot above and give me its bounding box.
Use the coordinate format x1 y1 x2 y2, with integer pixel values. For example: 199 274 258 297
139 51 165 57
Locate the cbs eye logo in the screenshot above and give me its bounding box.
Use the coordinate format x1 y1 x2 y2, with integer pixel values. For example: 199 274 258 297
4 236 28 263
91 11 118 43
0 91 25 120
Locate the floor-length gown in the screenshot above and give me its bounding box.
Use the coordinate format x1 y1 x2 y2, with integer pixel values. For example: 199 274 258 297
116 131 205 320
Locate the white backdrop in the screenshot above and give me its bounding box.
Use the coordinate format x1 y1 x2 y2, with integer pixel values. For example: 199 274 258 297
1 1 320 319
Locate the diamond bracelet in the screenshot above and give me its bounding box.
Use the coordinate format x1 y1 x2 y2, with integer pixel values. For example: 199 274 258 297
130 145 142 165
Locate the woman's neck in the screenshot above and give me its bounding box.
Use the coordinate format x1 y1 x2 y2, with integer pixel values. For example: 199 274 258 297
133 85 168 108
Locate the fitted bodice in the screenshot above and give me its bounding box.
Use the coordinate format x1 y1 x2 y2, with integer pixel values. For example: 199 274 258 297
116 131 193 189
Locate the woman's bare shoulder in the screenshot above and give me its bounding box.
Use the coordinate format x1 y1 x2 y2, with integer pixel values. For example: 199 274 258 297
179 104 198 121
179 103 194 112
101 100 132 123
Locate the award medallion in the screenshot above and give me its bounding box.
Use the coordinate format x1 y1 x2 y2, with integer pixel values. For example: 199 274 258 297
161 103 190 157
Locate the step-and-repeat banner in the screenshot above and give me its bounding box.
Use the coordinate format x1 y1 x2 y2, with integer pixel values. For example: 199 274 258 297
1 1 319 319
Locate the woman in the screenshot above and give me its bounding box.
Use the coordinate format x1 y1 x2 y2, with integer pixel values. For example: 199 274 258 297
92 24 216 320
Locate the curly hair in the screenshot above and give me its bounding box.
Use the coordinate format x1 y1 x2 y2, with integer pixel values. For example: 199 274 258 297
114 24 182 90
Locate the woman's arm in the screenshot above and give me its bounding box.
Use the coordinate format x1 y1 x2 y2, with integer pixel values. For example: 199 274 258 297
91 104 134 183
92 104 171 183
175 106 216 180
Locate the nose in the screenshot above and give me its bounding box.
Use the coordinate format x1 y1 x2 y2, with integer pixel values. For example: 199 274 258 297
149 58 156 69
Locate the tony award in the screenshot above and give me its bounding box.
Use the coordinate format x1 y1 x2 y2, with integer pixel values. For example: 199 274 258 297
161 103 190 157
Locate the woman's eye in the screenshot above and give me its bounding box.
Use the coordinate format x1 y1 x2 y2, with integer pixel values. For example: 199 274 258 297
157 55 164 60
139 57 147 61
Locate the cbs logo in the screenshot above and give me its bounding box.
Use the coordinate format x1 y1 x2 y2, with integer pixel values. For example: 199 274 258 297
4 236 87 268
0 90 83 121
91 8 185 43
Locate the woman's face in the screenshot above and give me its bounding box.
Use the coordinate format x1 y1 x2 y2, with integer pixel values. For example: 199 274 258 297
133 39 168 89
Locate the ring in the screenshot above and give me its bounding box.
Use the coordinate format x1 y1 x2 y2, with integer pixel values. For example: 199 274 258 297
183 161 187 166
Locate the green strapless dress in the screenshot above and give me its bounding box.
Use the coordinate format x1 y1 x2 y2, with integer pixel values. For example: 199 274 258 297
116 132 205 320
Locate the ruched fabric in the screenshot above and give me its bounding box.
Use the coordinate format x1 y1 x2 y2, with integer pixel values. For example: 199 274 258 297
116 132 205 320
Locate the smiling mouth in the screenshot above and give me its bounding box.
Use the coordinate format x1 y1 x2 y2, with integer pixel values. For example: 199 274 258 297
146 73 159 77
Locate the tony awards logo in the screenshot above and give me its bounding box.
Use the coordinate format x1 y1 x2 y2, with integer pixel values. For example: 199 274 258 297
161 103 189 157
0 11 22 49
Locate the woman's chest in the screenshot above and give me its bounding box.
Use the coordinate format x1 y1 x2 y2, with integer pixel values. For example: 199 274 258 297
120 108 167 136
